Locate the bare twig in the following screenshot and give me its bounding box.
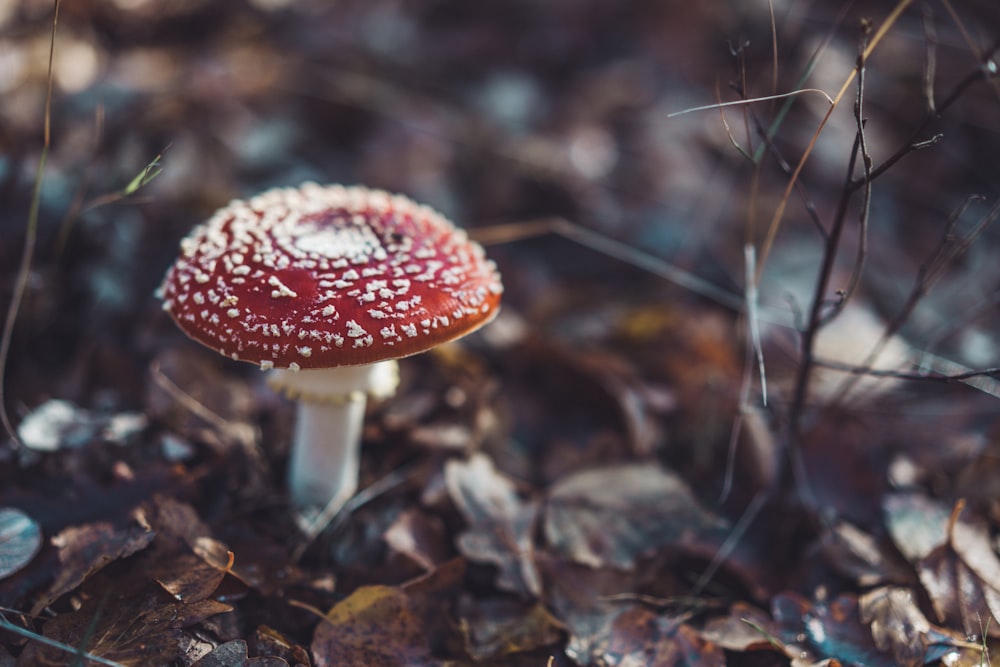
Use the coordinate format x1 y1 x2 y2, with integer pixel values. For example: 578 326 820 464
857 38 1000 186
829 197 1000 403
829 25 874 322
785 127 863 448
920 287 1000 361
756 0 916 279
814 357 1000 384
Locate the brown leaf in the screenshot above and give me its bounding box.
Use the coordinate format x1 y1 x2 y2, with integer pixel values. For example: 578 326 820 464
918 543 1000 638
888 496 1000 638
311 585 435 667
458 597 565 661
605 607 726 667
699 601 781 653
141 497 239 602
861 586 982 666
18 574 231 667
950 506 1000 590
145 497 229 566
30 520 155 616
544 463 728 569
250 626 311 667
538 555 673 666
150 550 228 604
818 520 912 587
858 587 932 667
445 453 541 597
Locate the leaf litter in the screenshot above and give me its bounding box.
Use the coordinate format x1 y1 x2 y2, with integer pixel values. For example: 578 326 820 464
3 1 1000 666
0 509 42 581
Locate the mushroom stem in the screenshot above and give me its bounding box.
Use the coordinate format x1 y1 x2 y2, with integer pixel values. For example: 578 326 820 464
287 395 365 510
269 360 400 512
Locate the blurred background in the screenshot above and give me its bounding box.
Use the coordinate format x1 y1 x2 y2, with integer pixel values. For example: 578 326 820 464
2 0 1000 513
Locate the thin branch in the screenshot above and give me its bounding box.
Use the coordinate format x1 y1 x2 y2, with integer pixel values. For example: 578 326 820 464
829 25 874 324
785 127 864 446
768 0 778 98
814 357 1000 384
717 79 754 161
828 197 1000 404
856 38 1000 187
756 0 916 279
919 287 1000 361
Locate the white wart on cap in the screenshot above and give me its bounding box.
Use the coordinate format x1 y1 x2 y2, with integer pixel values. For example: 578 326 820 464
159 183 504 370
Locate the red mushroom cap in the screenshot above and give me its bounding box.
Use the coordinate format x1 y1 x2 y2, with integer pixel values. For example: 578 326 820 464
159 183 503 370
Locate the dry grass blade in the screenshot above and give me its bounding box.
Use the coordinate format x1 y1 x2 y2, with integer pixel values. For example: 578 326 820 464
756 0 916 280
471 217 748 313
666 88 835 119
0 614 125 667
0 0 61 446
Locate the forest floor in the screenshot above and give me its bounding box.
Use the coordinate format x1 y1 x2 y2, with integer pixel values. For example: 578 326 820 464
2 1 1000 665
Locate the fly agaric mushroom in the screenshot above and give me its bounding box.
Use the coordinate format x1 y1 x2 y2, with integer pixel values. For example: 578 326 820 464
159 183 503 510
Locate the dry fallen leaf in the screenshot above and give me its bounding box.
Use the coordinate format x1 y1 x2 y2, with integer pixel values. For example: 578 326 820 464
859 586 971 667
458 596 565 661
18 573 232 666
311 585 435 667
699 601 783 653
604 606 726 667
445 453 541 597
544 463 728 569
817 519 912 587
31 519 155 616
859 587 933 667
251 626 312 666
886 494 1000 638
150 550 229 604
771 592 898 667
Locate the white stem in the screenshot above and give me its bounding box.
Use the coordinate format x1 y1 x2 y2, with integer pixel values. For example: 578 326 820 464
286 394 366 510
270 360 399 512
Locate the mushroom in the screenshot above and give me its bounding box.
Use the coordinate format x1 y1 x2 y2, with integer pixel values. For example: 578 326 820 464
159 183 503 511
